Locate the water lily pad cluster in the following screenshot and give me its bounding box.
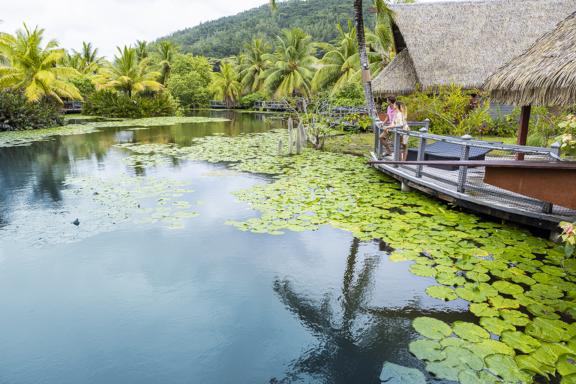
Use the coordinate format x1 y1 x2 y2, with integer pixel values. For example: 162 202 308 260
117 129 576 383
65 175 198 230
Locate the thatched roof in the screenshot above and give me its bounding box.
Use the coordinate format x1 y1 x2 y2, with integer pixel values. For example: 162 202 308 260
373 0 576 96
484 12 576 106
372 49 417 95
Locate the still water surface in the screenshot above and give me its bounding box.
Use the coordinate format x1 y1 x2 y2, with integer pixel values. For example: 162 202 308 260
0 112 472 383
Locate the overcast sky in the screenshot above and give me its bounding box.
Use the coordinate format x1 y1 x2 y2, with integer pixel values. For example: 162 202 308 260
1 0 447 59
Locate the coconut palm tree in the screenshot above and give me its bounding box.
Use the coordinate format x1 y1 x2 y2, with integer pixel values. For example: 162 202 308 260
155 41 177 85
312 21 360 95
66 41 103 75
239 38 271 93
135 40 149 61
261 28 317 98
211 62 241 108
0 24 81 103
95 46 162 97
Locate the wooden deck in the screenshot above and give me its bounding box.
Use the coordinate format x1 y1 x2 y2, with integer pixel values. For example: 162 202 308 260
370 124 576 230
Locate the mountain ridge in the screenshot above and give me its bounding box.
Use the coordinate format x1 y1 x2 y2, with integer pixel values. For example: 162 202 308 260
158 0 373 58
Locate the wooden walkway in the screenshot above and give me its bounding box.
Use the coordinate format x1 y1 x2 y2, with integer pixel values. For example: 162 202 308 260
370 123 576 230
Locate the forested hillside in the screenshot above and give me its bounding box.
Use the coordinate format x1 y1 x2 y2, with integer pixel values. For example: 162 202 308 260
159 0 373 58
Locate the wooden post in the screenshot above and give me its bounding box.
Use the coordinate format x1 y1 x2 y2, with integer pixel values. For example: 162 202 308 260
516 105 531 160
287 117 294 155
457 135 473 193
416 127 428 178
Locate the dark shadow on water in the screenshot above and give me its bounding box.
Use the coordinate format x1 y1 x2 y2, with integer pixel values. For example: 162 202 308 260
272 238 474 384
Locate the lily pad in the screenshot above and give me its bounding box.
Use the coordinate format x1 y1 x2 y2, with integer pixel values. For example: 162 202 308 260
489 295 520 310
526 318 570 343
485 354 533 383
379 362 426 384
500 309 531 327
409 264 436 278
501 331 541 353
492 281 524 296
408 339 446 362
516 354 555 378
467 339 515 358
456 283 498 303
426 285 457 301
412 317 452 340
453 321 489 342
557 354 576 376
469 303 499 317
532 343 575 367
480 317 515 336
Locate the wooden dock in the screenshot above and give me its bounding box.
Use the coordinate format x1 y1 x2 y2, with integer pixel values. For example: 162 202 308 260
370 123 576 230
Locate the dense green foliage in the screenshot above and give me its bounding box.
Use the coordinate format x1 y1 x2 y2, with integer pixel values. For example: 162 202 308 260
159 0 367 58
0 90 63 131
166 54 213 108
83 90 180 118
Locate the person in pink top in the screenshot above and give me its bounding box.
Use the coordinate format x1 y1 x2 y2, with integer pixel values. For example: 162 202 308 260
379 97 397 155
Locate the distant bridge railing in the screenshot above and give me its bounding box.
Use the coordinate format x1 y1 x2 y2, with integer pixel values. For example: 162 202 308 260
62 100 83 114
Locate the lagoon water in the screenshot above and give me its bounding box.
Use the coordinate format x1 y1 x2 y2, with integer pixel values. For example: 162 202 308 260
0 112 472 384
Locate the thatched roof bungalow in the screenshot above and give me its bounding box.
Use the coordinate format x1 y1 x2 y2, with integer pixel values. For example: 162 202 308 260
372 0 576 96
484 11 576 107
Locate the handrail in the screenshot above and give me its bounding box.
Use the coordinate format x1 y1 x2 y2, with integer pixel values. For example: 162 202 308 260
384 126 558 156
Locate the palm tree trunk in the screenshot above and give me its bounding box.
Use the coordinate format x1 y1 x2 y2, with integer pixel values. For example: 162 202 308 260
354 0 377 119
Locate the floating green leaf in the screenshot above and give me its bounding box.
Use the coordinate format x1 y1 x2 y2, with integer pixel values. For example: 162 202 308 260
516 354 555 378
492 281 524 296
558 354 576 376
500 309 531 327
456 283 498 303
409 264 436 278
480 317 515 336
467 339 515 359
501 331 541 353
412 317 452 340
485 354 533 383
379 362 426 384
469 303 499 317
526 318 570 343
408 339 445 361
426 285 457 301
489 295 520 310
453 321 489 342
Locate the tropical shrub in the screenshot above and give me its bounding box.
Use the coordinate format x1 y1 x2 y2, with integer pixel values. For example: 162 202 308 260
558 114 576 157
70 76 96 100
0 90 63 131
167 72 211 108
398 86 491 136
331 82 365 107
239 92 266 109
166 54 212 108
84 90 180 118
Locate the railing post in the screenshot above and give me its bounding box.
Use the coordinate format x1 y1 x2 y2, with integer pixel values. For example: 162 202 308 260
393 128 402 168
416 127 428 178
457 134 472 193
550 141 562 160
424 118 430 131
374 118 380 156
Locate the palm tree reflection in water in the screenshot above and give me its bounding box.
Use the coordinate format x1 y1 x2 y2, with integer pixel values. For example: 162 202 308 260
272 238 472 384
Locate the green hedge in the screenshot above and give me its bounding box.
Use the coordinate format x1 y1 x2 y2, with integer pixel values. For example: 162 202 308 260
83 90 181 118
0 90 64 131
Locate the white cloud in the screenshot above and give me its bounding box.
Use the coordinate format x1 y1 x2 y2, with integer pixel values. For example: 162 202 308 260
1 0 457 59
1 0 267 58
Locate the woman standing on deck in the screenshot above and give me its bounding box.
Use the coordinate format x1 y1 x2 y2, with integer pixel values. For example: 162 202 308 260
381 101 410 160
395 102 410 161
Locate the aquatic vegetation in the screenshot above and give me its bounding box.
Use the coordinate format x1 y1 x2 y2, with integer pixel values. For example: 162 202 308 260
109 129 576 383
0 116 229 148
64 175 198 230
